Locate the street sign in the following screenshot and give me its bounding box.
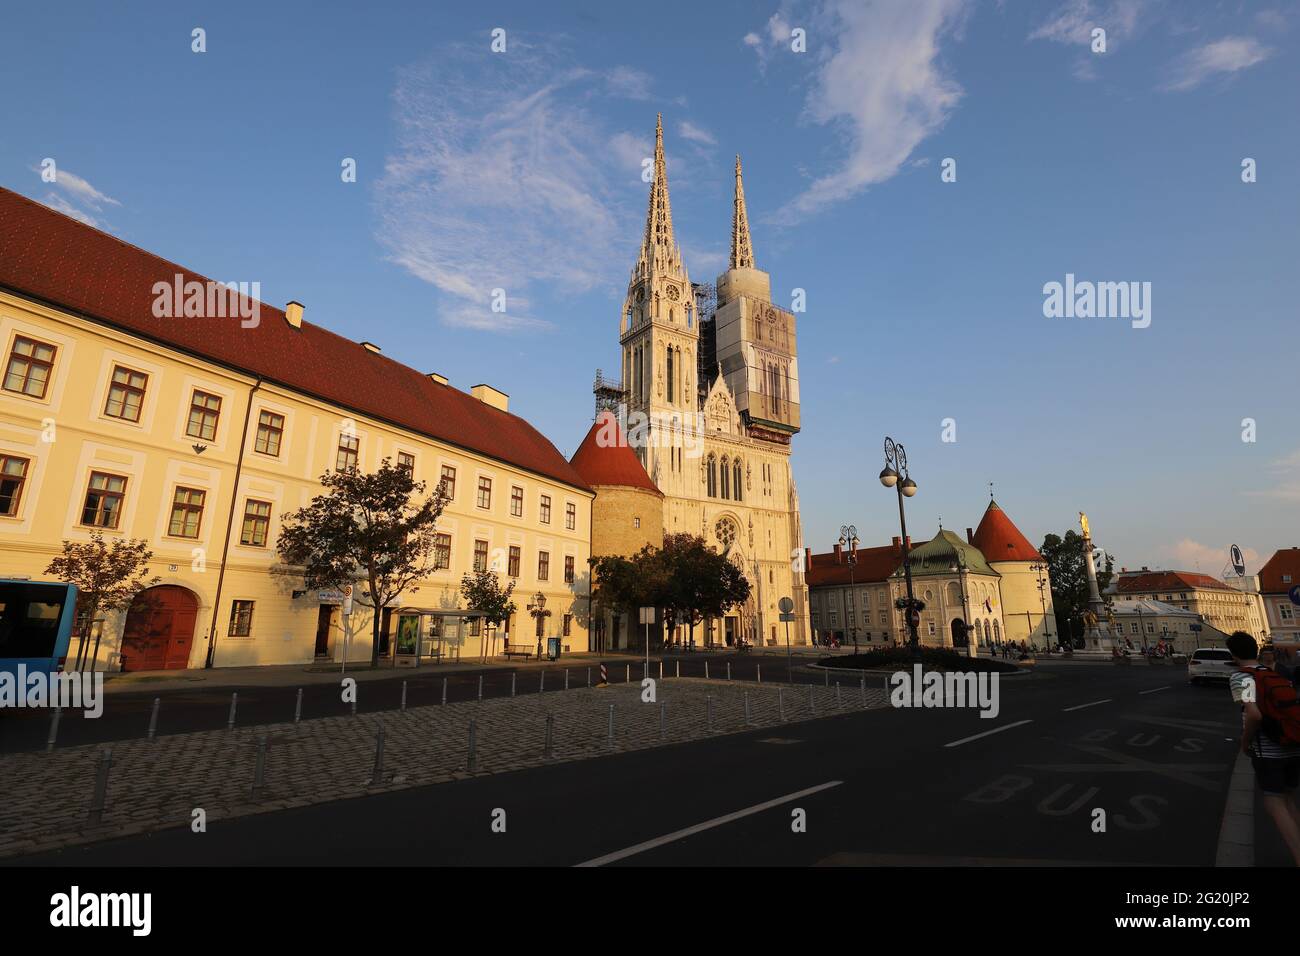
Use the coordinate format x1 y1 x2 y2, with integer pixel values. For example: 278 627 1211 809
639 606 656 624
778 596 794 614
779 612 795 622
1230 545 1246 577
1290 585 1300 607
342 585 354 615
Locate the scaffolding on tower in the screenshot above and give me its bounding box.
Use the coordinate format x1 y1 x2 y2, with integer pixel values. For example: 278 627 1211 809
592 369 626 419
693 281 718 408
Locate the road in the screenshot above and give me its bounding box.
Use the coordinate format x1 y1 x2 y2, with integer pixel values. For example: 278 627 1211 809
11 659 1249 866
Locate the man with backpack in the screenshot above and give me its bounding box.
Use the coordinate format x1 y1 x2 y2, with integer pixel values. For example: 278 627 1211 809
1226 631 1300 865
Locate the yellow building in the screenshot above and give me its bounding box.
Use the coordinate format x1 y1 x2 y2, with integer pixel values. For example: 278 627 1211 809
0 186 592 670
1109 568 1265 640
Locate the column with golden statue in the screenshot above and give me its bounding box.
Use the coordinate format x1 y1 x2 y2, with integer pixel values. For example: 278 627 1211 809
1079 511 1115 651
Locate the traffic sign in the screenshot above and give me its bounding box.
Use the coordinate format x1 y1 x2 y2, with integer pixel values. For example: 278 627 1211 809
1230 544 1246 577
1290 585 1300 607
639 606 655 624
779 596 794 614
779 612 796 622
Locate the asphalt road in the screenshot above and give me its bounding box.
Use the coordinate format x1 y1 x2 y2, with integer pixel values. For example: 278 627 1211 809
10 659 1248 866
0 652 855 753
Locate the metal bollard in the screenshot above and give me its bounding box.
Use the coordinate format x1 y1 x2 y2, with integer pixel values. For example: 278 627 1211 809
441 677 448 706
227 692 238 730
825 669 829 687
778 686 786 721
565 668 570 691
705 660 710 680
659 701 667 739
625 663 630 683
540 669 546 693
757 663 762 684
467 719 478 772
860 677 867 707
88 748 112 824
607 703 615 750
370 721 386 786
46 706 62 753
544 712 554 758
511 672 517 697
727 661 732 681
252 735 268 795
744 691 752 725
836 682 842 708
478 675 484 702
707 694 714 732
294 688 303 724
586 667 591 688
400 681 408 712
659 660 663 681
146 698 160 741
676 660 680 679
351 692 357 717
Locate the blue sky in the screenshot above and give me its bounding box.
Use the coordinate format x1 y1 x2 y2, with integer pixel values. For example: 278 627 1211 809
3 0 1297 577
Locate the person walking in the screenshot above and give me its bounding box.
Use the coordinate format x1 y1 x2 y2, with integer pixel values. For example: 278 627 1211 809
1227 631 1300 866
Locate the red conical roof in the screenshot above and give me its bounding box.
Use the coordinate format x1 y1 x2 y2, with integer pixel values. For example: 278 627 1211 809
570 412 662 495
971 500 1041 562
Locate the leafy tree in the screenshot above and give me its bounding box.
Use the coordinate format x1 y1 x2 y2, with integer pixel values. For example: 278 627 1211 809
278 458 446 666
45 532 160 672
1040 530 1115 647
460 569 517 656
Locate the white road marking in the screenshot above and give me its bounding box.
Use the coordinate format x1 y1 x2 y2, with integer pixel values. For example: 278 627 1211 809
943 720 1033 749
1062 698 1112 712
574 780 843 867
1139 686 1171 695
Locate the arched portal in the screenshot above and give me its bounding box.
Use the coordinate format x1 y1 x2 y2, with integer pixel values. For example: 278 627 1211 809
121 585 199 671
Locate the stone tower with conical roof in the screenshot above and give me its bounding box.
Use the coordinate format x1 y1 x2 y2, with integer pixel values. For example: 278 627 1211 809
603 118 807 649
970 499 1056 647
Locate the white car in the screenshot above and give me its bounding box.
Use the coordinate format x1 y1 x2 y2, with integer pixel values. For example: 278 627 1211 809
1187 647 1235 684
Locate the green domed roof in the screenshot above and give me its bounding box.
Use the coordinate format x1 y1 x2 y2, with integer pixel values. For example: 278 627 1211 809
892 528 997 578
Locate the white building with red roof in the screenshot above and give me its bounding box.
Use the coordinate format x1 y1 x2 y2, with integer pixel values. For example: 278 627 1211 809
1259 547 1300 642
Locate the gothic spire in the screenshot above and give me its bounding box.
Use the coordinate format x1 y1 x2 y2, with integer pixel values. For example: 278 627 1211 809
730 154 754 270
642 113 676 257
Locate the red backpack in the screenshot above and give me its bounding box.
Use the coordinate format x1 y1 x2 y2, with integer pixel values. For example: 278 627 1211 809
1243 666 1300 747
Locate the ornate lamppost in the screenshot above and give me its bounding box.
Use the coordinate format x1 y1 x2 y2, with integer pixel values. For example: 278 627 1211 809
880 437 920 657
526 591 550 659
838 525 860 653
949 554 970 655
1031 560 1052 650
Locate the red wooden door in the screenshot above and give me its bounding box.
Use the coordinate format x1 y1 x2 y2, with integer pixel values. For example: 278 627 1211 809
122 586 198 671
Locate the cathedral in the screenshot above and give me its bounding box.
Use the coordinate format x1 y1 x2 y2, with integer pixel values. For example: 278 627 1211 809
581 115 809 649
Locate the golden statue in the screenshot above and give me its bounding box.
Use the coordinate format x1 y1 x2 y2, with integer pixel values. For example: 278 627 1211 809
1079 511 1091 539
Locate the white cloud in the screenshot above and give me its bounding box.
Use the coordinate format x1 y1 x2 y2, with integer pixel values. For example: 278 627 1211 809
775 0 969 220
31 166 120 227
606 66 654 101
39 192 101 227
609 131 652 179
51 169 121 209
744 11 796 70
678 120 717 147
1159 538 1260 575
376 44 643 333
1246 448 1300 502
1029 0 1146 46
1162 36 1273 92
680 243 727 274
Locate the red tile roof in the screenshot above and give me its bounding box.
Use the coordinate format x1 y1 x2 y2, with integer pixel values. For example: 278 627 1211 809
569 412 661 495
805 543 904 587
1259 548 1300 595
0 187 588 491
971 500 1041 562
1114 570 1234 594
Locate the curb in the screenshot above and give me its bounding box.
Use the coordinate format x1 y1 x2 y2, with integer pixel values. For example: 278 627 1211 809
1214 750 1254 867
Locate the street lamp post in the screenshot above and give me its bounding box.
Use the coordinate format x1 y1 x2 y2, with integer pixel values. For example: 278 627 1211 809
1031 560 1052 650
838 524 860 654
949 555 970 656
880 437 919 658
526 591 550 660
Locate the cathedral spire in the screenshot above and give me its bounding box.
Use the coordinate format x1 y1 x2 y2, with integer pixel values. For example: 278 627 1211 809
730 154 754 270
641 113 676 257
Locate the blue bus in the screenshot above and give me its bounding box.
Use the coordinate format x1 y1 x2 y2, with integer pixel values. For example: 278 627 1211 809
0 580 79 678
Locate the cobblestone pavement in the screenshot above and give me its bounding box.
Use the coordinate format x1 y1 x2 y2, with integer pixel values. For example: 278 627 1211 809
0 677 889 860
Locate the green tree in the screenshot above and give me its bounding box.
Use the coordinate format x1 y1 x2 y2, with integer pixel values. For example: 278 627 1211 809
278 458 446 666
460 569 517 657
1040 530 1115 646
45 532 160 672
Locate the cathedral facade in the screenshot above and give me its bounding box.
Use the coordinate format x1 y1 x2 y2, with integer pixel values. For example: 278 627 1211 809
599 116 809 648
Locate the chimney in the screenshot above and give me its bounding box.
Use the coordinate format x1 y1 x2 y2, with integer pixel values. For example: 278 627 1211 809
471 383 509 412
428 372 448 386
892 536 901 551
361 341 381 354
966 527 974 544
804 547 811 572
833 542 843 563
285 301 304 329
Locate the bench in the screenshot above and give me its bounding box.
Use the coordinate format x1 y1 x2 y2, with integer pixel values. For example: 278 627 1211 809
502 643 534 660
